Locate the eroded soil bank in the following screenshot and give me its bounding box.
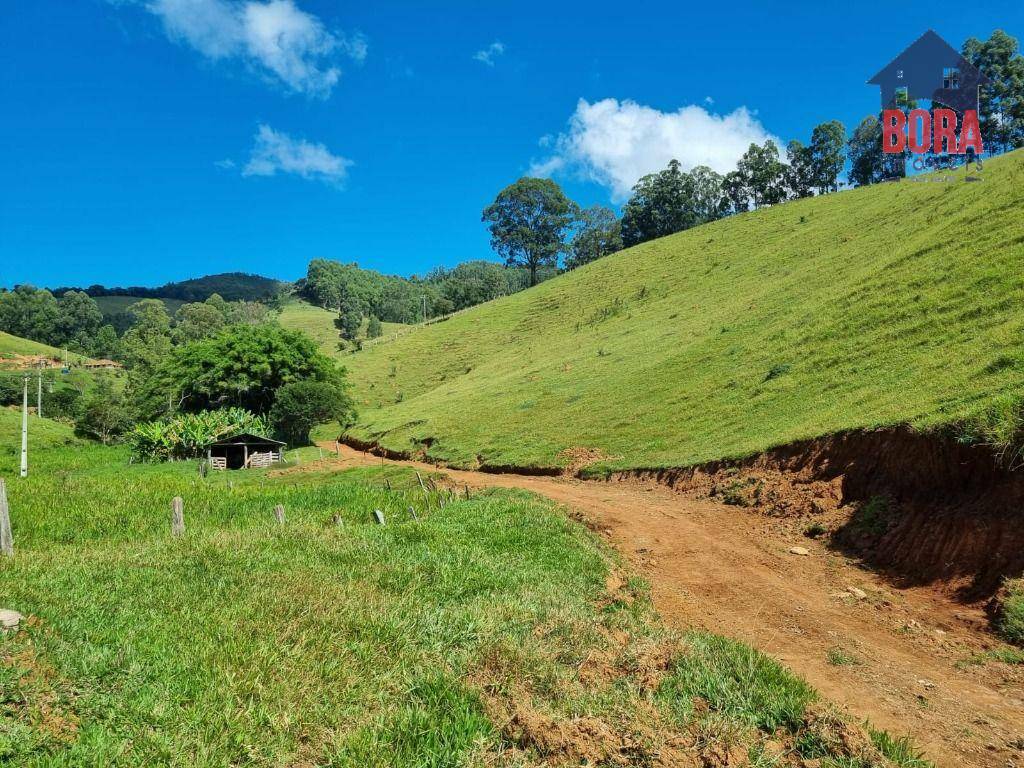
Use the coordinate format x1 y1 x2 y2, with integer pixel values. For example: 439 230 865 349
610 427 1024 601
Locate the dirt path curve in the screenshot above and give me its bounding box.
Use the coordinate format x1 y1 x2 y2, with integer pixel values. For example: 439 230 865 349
320 443 1024 767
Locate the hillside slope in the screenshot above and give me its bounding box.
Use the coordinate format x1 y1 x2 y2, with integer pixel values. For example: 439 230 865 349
345 151 1024 471
0 331 65 360
0 332 92 368
278 299 407 358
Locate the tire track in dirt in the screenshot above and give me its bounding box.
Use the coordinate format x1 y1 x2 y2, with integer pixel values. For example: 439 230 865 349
319 442 1024 768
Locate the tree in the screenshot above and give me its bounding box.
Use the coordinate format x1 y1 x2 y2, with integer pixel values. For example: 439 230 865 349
434 261 514 310
566 206 623 269
336 287 362 341
621 160 697 247
847 116 885 187
366 315 383 339
0 286 60 344
134 324 344 418
785 140 815 198
121 300 174 415
56 291 103 350
173 301 226 344
482 177 577 286
721 170 750 214
75 375 130 444
269 380 356 446
687 166 727 223
962 30 1024 154
736 141 787 208
809 120 846 194
91 325 121 359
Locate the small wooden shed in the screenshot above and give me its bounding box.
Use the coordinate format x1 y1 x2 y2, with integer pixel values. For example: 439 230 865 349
207 433 285 471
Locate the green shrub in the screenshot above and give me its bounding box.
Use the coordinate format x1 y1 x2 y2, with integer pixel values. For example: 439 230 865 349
997 578 1024 647
0 375 22 406
366 315 383 339
804 522 828 539
45 386 82 420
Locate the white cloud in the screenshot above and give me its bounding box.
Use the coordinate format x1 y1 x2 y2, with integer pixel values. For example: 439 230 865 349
530 98 784 201
242 124 353 186
122 0 364 97
472 41 505 66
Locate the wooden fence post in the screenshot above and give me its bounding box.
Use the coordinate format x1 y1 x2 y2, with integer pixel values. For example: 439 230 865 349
171 497 185 537
274 504 285 524
0 478 14 557
464 484 471 500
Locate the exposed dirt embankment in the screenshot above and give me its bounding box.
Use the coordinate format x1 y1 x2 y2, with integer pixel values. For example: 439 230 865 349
612 427 1024 599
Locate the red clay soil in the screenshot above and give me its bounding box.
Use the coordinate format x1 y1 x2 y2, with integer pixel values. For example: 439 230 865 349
322 435 1024 768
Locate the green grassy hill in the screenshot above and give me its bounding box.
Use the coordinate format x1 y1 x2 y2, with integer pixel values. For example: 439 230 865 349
345 151 1024 472
278 299 407 358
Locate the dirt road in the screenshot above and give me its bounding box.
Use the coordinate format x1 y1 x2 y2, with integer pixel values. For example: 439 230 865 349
321 443 1024 767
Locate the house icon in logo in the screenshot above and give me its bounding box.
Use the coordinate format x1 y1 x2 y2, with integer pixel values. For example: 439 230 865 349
868 30 989 113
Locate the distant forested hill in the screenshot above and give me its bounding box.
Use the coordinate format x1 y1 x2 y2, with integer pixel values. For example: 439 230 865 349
53 272 287 303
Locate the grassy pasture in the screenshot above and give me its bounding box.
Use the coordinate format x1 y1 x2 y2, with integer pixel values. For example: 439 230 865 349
278 299 407 358
0 410 924 766
344 151 1024 471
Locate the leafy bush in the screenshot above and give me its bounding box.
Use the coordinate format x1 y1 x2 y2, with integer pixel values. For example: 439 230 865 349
44 386 81 420
0 375 22 406
997 578 1024 647
366 315 383 339
128 408 269 462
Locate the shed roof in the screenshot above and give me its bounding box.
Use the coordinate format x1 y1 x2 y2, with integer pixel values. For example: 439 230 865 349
208 432 286 447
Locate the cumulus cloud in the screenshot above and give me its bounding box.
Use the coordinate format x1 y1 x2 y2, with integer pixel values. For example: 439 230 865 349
472 41 505 66
121 0 364 97
242 125 353 186
530 98 783 201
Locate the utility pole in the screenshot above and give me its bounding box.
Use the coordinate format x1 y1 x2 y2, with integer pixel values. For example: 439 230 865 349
20 375 28 478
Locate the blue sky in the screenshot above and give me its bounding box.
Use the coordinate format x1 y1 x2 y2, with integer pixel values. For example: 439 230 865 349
1 1 1021 289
